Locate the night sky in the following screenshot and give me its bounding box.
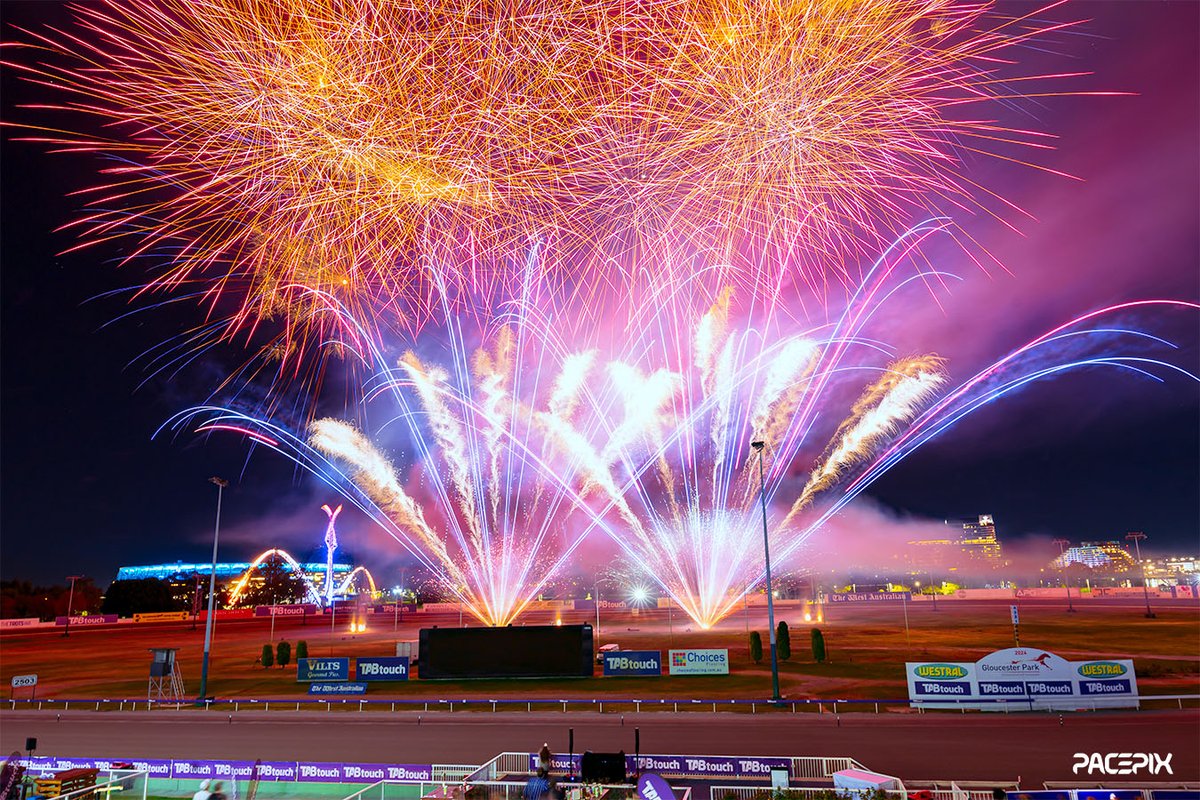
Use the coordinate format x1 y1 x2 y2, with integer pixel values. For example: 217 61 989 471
2 1 1197 587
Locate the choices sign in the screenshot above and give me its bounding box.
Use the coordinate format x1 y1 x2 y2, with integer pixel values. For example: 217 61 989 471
297 657 350 682
603 651 662 676
668 649 728 676
356 657 409 681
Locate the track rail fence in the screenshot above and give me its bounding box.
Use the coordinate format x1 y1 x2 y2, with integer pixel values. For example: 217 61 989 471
5 695 1197 715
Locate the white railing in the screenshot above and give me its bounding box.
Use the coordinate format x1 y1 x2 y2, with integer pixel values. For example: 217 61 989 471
342 779 690 800
711 788 908 800
469 753 865 782
48 769 149 800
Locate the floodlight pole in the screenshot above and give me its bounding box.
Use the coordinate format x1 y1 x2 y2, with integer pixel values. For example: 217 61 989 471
1053 539 1076 612
198 476 228 702
63 575 84 638
752 441 782 704
1126 532 1155 619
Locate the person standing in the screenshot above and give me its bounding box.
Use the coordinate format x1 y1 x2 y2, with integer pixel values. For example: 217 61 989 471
538 744 552 774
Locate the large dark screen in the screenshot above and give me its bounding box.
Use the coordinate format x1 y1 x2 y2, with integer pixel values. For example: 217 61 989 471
419 624 594 679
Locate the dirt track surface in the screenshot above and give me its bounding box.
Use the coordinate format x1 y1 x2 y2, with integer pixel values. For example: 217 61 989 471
2 708 1196 786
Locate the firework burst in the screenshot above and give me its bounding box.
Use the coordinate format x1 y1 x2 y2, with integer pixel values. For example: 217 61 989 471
10 0 1087 354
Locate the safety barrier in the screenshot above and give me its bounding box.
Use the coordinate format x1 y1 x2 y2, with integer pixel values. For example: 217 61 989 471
468 753 864 783
5 694 1197 715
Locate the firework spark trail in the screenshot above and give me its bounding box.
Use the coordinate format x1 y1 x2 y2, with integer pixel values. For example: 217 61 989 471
9 0 1090 358
783 356 947 523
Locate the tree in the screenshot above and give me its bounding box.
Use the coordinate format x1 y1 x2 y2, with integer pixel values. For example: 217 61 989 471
749 631 763 664
776 620 791 661
276 640 292 669
296 640 309 661
261 644 274 668
234 555 311 608
811 627 826 663
101 579 183 617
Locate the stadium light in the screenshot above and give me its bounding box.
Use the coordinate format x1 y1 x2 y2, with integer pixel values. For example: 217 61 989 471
197 476 229 702
62 575 84 638
1125 532 1156 619
750 440 782 704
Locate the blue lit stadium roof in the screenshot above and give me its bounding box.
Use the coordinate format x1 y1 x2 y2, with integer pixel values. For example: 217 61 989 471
117 560 353 581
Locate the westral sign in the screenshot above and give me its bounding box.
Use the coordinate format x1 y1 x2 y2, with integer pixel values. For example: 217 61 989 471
668 649 729 675
906 648 1139 710
603 650 662 676
297 657 350 682
827 592 911 603
356 657 409 681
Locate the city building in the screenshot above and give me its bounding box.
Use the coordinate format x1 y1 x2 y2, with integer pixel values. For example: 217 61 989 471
906 514 1004 570
1050 542 1136 572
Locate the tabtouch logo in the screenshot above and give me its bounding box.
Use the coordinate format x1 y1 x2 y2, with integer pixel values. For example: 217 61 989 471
1073 753 1172 775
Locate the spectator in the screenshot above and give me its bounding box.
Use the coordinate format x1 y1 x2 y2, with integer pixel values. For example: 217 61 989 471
523 770 550 800
538 744 552 774
192 780 213 800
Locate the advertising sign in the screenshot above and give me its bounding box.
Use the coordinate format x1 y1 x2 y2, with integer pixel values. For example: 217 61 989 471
254 604 318 617
668 649 729 675
297 657 350 682
827 592 911 603
637 773 676 800
907 649 1138 710
603 650 662 676
54 614 118 626
907 662 974 700
133 611 189 623
0 618 41 629
308 682 367 695
356 656 409 681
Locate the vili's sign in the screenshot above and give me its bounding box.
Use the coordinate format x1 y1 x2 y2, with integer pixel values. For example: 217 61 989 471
296 658 350 682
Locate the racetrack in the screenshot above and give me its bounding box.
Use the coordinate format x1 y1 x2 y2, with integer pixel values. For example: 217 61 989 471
1 708 1196 785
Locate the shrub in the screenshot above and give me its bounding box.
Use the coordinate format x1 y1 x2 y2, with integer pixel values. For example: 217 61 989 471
261 644 274 668
295 640 308 661
776 620 791 661
749 631 763 664
276 640 291 669
811 627 826 663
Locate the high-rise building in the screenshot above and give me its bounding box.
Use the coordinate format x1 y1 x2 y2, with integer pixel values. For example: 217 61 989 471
906 514 1003 569
959 514 1003 562
1050 541 1136 572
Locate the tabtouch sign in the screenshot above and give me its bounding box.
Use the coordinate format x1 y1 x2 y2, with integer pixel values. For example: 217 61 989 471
356 657 409 681
906 648 1138 710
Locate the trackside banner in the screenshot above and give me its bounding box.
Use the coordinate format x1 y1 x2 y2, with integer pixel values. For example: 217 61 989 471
827 592 911 603
254 604 318 617
527 753 789 777
54 614 118 626
603 650 662 676
668 649 729 675
297 657 350 681
18 758 432 783
906 648 1138 710
356 656 409 681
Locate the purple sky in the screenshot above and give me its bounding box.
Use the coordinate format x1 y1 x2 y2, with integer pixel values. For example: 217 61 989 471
1 0 1196 586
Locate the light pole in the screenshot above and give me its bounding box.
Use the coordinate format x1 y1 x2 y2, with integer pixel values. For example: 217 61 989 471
1052 539 1076 612
751 440 782 704
63 575 84 637
1125 532 1155 619
197 476 228 702
928 570 938 611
